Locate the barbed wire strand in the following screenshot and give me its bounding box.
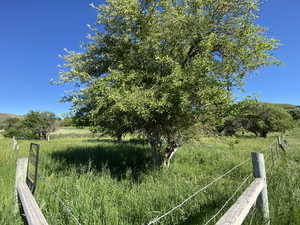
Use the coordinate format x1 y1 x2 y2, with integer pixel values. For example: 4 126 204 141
43 177 83 225
203 174 252 225
145 159 251 225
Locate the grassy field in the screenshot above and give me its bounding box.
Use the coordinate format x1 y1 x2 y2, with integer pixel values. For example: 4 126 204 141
50 127 93 139
1 128 300 225
51 127 91 135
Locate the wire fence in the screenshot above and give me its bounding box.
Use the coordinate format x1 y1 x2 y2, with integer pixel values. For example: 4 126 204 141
145 159 251 225
45 181 83 225
203 174 252 225
14 133 288 225
145 134 287 225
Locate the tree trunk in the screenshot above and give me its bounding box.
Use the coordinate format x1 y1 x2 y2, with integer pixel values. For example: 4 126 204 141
163 141 178 168
116 134 122 142
163 147 177 168
147 134 163 167
260 131 268 138
39 131 43 140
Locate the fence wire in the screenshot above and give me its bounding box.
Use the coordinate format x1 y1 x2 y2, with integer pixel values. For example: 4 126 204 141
145 159 251 225
203 174 252 225
43 177 83 225
29 134 286 225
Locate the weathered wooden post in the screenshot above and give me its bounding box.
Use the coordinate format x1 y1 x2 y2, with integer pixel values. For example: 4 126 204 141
16 144 20 158
275 139 279 157
277 136 286 153
12 136 17 151
15 158 28 213
15 144 48 225
269 144 275 166
251 152 270 224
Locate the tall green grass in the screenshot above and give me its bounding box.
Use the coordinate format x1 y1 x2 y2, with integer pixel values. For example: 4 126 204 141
0 136 22 224
1 129 300 225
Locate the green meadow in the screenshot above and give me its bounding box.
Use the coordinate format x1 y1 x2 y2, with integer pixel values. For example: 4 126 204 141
1 128 300 225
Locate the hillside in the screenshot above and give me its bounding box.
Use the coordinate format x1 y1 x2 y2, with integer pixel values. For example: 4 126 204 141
273 103 300 110
0 113 20 121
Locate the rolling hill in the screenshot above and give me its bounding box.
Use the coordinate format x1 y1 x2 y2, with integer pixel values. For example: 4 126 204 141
0 113 20 122
274 103 300 110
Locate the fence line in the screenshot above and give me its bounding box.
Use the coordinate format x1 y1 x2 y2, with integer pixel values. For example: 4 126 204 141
42 177 83 225
146 159 250 225
13 134 287 225
13 139 82 225
15 157 49 225
267 133 288 166
216 152 269 225
146 134 286 225
203 174 251 225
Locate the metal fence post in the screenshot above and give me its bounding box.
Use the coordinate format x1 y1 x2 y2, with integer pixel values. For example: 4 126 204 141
251 152 270 224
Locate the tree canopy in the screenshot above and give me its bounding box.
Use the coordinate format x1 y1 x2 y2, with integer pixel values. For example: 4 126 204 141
287 108 300 121
222 102 294 137
58 0 280 165
3 111 58 140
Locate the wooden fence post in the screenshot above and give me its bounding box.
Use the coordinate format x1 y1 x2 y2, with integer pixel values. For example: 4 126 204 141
15 155 48 225
15 158 28 213
251 152 270 224
275 139 279 157
12 136 17 151
269 144 275 166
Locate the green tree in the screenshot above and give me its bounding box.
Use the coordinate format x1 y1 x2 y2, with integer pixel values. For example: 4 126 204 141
23 111 58 140
57 0 280 166
2 118 33 138
217 98 258 136
2 111 58 139
239 102 293 137
59 112 75 127
287 108 300 121
0 118 20 130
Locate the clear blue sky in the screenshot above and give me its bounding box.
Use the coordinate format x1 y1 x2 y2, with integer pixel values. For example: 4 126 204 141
0 1 299 115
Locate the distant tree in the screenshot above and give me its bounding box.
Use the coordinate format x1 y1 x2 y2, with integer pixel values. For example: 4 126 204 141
0 118 20 130
240 103 293 137
57 0 280 166
22 111 58 140
59 112 75 127
2 118 33 138
217 98 257 136
220 117 243 136
2 111 58 139
287 108 300 121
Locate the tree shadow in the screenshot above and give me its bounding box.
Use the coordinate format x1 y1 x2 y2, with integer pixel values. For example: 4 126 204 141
50 142 159 181
236 135 256 139
83 138 149 145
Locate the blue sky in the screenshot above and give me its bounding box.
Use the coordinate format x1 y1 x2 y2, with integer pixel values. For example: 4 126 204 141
0 1 299 115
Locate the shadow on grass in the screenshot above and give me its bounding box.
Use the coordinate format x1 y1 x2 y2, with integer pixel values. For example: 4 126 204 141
235 135 258 139
83 138 149 145
50 142 159 181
